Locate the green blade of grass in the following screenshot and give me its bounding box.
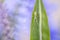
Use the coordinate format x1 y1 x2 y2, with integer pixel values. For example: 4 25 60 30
30 0 40 40
41 0 50 40
30 0 50 40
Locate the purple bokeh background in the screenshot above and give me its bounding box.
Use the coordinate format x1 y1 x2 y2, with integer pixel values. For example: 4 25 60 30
0 0 36 40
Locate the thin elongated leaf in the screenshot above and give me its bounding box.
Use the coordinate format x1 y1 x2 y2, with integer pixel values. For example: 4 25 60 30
41 0 50 40
30 0 40 40
30 0 50 40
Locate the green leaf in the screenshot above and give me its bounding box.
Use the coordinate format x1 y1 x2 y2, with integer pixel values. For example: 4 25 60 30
41 0 50 40
30 0 40 40
30 0 50 40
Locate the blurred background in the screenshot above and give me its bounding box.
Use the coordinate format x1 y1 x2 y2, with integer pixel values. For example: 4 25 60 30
0 0 60 40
